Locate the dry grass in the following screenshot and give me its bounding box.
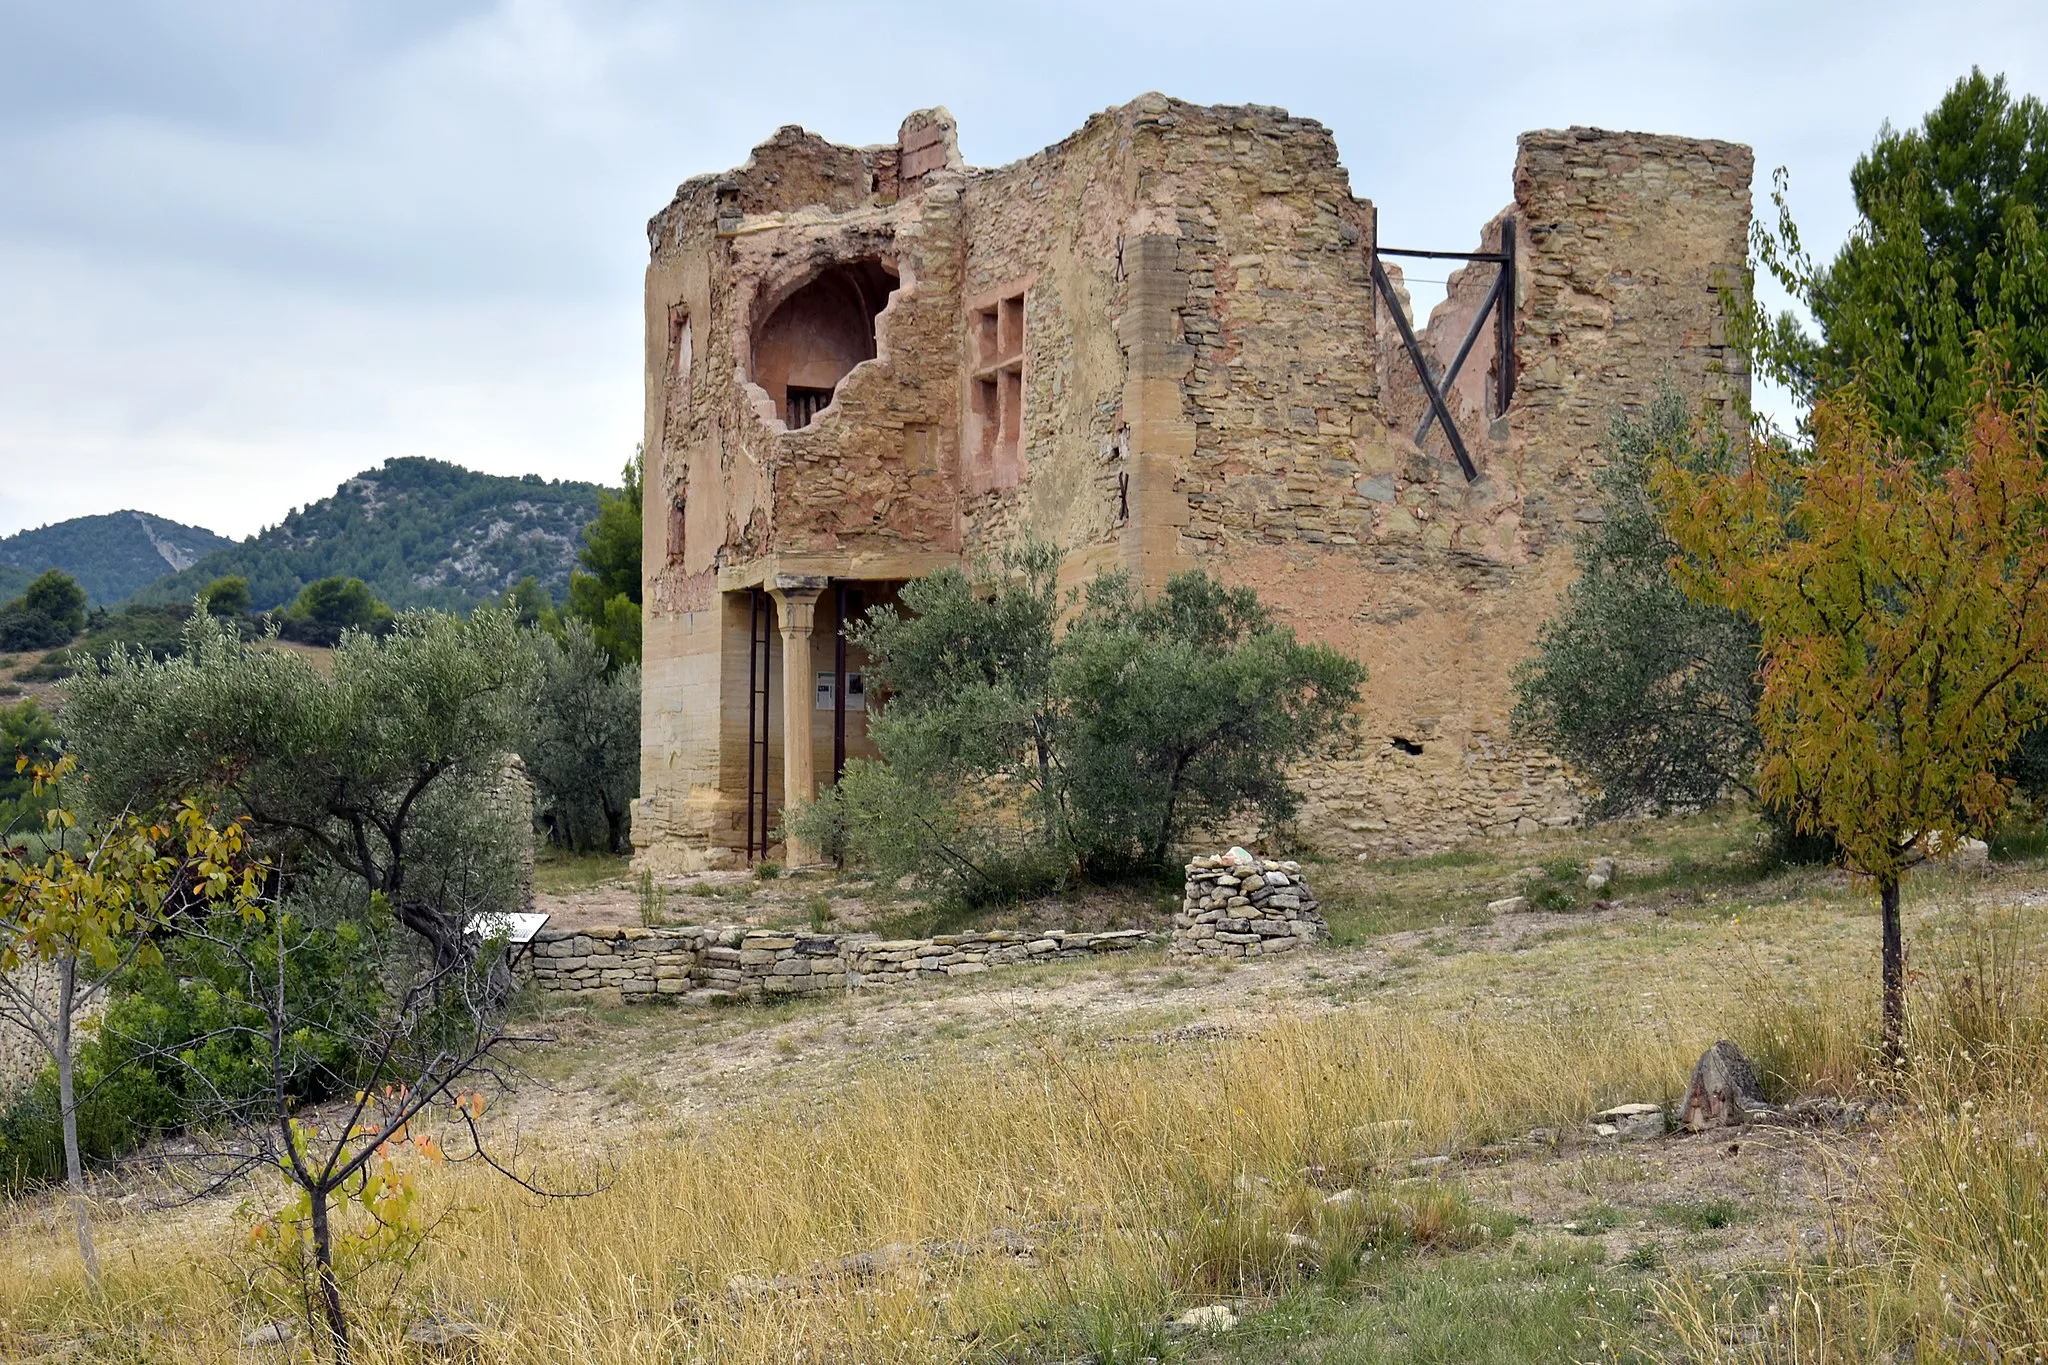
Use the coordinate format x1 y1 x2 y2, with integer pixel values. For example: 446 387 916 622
6 818 2048 1363
0 998 1726 1362
1657 904 2048 1361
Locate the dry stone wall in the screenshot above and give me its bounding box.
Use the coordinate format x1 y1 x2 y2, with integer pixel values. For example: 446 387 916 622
522 924 1152 1003
1172 853 1329 958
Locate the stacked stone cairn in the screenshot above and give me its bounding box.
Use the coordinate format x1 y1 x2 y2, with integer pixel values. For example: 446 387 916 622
1172 849 1328 958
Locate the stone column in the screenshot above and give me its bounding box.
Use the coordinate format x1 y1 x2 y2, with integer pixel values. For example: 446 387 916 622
769 584 824 866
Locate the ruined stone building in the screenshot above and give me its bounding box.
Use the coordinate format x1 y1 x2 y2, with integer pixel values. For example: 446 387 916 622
632 95 1752 870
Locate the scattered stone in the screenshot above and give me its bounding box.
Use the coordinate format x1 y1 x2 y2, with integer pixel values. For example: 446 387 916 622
1593 1102 1664 1139
1486 895 1530 915
1680 1040 1773 1131
405 1314 484 1356
1322 1187 1364 1209
1177 1304 1240 1332
1781 1096 1871 1129
1586 855 1616 893
243 1322 295 1348
1407 1154 1451 1172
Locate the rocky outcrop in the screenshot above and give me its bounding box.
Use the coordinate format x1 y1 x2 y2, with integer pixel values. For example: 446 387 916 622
1680 1040 1772 1130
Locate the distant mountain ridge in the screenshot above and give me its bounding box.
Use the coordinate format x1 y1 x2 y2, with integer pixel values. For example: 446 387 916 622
0 511 232 605
136 457 609 613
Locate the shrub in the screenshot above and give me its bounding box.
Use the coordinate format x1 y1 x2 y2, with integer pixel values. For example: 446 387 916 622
0 571 88 652
0 699 62 835
0 878 384 1192
794 547 1364 901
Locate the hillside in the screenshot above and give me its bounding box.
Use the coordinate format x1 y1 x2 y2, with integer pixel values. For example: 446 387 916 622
137 457 609 613
0 512 231 605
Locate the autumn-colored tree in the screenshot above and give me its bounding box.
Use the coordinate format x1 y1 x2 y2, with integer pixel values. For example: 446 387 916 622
1657 379 2048 1050
0 757 267 1280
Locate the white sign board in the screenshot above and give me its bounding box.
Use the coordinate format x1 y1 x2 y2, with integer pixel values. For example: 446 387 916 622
465 911 550 945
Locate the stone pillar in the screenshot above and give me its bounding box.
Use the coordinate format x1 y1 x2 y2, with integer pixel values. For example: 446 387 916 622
770 584 824 866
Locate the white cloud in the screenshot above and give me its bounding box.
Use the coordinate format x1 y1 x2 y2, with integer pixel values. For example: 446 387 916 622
1 0 2043 536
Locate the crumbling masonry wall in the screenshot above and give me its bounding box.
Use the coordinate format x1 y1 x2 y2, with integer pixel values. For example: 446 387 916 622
632 96 1752 868
1192 127 1752 853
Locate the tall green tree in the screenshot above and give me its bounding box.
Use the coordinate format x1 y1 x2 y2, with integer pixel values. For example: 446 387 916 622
1658 379 2048 1050
524 620 639 853
287 576 392 635
566 451 642 667
0 570 88 651
1512 390 1762 816
198 575 252 618
1754 69 2048 453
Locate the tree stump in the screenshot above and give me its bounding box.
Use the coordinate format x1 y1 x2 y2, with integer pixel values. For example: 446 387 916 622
1679 1040 1771 1130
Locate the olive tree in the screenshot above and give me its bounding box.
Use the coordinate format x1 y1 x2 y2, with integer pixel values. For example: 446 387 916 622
796 548 1365 898
523 619 639 853
63 610 536 971
1511 388 1762 816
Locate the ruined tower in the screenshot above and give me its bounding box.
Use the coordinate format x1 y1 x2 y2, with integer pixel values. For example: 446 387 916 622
633 95 1752 869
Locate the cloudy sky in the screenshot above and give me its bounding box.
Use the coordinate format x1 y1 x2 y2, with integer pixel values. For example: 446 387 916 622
2 1 2044 540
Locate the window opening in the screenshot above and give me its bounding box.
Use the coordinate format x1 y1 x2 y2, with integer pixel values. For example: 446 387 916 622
667 496 686 566
751 258 898 431
968 289 1026 473
786 386 834 429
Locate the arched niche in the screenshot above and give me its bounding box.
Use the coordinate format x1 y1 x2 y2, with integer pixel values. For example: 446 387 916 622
750 258 900 430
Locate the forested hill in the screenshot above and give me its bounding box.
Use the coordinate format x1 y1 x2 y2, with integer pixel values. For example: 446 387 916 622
0 511 232 605
137 458 610 613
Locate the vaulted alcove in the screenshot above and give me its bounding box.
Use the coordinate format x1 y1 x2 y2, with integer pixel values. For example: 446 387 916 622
750 259 900 429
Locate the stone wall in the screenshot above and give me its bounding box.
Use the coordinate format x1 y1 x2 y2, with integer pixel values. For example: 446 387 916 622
1172 853 1328 958
633 96 1755 871
522 923 1152 1003
1201 126 1750 857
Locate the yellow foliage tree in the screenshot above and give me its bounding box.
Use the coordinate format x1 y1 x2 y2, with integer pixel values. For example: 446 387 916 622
0 757 266 1280
1657 379 2048 1050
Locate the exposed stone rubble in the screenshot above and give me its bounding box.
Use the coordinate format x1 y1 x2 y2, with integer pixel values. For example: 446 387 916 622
1172 850 1328 959
521 924 1151 1004
1591 1102 1663 1139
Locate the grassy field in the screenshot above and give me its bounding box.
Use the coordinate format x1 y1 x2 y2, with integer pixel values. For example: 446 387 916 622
4 811 2046 1363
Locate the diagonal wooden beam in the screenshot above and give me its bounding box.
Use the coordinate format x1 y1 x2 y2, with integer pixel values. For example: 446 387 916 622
1372 253 1478 481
